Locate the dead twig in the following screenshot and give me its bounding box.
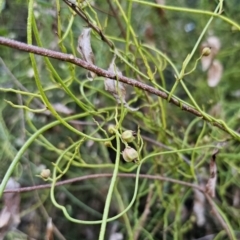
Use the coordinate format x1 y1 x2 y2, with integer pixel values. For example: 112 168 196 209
0 37 238 139
63 0 114 49
3 173 233 238
3 173 204 193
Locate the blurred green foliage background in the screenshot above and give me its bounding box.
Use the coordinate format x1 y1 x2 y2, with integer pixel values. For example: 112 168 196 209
1 0 240 239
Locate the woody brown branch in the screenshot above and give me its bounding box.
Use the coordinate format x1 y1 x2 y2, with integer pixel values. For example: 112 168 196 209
3 172 232 239
3 173 204 193
0 36 236 136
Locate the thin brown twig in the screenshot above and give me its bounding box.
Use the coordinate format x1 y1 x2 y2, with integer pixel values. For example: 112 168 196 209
0 37 238 139
4 173 232 238
63 0 114 49
4 173 204 193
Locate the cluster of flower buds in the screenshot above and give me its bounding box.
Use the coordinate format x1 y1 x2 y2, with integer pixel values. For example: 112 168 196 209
121 130 138 162
107 127 139 163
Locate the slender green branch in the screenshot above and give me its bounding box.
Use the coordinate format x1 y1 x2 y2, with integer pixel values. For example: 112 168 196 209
0 112 92 198
132 0 240 30
168 2 221 100
4 100 47 113
98 128 121 240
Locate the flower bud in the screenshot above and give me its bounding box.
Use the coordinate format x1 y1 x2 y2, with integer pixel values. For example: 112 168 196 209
108 124 115 134
122 147 138 162
41 169 51 179
202 47 211 56
121 130 135 143
104 141 112 147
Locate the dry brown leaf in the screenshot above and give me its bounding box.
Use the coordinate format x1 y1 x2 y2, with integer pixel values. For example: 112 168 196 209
44 103 74 116
206 152 218 198
104 56 138 111
45 218 54 240
207 59 223 87
206 36 221 55
0 208 11 230
104 56 125 103
201 35 221 71
201 54 213 72
0 178 20 238
193 188 206 226
77 28 96 80
52 103 74 115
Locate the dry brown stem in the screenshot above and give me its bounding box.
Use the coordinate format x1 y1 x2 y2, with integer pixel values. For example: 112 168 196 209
0 37 238 138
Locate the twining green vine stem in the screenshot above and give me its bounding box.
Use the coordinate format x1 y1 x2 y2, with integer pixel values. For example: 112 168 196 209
98 127 121 240
132 0 240 30
50 157 142 225
167 2 220 100
0 113 93 198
